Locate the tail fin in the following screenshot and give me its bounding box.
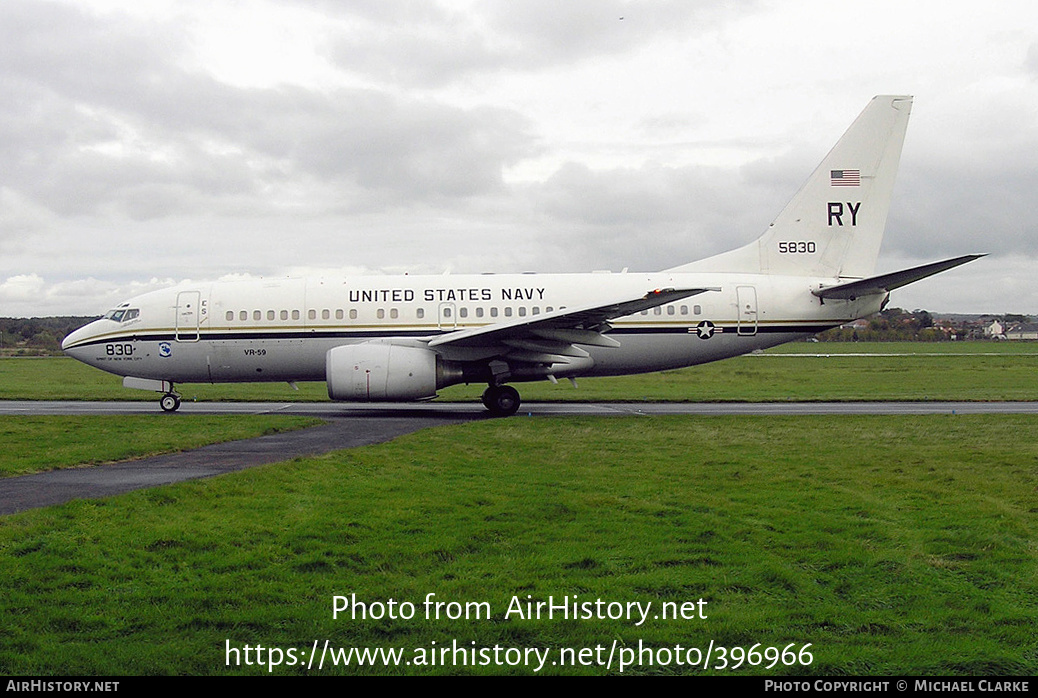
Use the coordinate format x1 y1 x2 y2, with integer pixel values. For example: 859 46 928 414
670 95 913 279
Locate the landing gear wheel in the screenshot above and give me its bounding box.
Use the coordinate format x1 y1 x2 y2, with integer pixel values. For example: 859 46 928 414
160 393 181 412
482 385 521 417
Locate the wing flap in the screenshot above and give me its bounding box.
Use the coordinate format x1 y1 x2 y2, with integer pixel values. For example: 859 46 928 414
502 338 591 358
530 327 622 348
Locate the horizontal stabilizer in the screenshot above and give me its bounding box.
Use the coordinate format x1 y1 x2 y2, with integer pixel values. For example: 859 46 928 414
812 254 985 300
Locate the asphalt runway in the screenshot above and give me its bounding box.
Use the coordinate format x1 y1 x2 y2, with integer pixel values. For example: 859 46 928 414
6 400 1038 417
3 400 1038 516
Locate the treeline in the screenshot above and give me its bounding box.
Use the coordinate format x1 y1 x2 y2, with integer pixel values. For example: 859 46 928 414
0 317 96 355
816 308 1023 342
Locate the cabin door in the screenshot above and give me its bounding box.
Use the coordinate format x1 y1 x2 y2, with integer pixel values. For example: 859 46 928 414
736 286 758 336
175 291 201 342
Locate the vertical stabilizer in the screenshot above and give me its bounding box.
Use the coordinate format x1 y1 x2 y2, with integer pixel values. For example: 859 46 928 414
671 95 913 279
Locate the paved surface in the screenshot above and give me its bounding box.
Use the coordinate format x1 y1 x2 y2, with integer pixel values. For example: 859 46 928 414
5 400 1038 417
0 409 472 515
3 400 1038 515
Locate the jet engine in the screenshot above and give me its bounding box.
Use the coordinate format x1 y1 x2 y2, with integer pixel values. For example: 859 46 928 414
326 342 455 401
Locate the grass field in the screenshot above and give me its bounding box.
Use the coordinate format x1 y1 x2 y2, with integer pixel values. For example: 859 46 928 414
1 414 1036 675
0 416 321 477
4 340 1038 403
2 342 1036 675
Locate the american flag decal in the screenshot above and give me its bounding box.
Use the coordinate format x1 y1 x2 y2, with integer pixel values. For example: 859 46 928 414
831 169 860 187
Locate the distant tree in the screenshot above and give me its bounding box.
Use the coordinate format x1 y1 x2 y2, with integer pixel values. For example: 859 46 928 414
912 310 933 329
0 317 97 355
26 331 60 351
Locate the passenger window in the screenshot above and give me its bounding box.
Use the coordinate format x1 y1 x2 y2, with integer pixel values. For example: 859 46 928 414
336 310 344 320
475 307 484 318
694 305 702 315
390 309 398 319
240 311 247 321
680 305 688 315
518 307 526 317
292 310 300 321
504 307 513 317
667 306 675 315
349 310 357 320
253 310 261 321
417 308 425 319
459 307 468 318
322 309 330 320
490 307 498 318
280 310 288 321
226 311 234 321
377 309 385 319
267 310 275 321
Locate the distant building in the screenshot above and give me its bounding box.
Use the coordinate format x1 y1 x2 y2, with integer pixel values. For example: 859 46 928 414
1006 323 1038 341
985 320 1006 340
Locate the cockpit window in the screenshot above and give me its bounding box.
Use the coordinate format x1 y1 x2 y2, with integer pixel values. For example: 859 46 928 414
103 308 139 323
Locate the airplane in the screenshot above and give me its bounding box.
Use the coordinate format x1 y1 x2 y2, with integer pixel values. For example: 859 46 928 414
62 95 981 416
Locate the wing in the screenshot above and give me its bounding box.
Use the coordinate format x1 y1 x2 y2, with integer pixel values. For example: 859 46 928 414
426 287 719 366
812 255 984 301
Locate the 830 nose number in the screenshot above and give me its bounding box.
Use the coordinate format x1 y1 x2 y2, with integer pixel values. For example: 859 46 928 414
105 343 135 356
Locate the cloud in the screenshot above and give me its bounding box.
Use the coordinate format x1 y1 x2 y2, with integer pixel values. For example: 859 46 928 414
1027 43 1038 78
1 0 1037 317
0 273 46 303
0 0 538 223
521 155 803 272
0 274 180 317
324 0 754 87
482 0 746 65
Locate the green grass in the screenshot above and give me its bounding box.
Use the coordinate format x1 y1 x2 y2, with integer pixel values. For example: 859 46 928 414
2 415 1036 675
0 358 330 403
0 416 322 477
5 340 1038 403
764 340 1038 354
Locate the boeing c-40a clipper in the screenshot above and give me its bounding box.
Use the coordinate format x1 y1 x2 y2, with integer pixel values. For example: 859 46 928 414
64 96 980 415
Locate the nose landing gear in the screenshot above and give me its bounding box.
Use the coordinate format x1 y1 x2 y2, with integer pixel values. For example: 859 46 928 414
160 391 182 412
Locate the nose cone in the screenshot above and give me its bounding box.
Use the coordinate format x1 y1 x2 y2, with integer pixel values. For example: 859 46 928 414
62 320 104 354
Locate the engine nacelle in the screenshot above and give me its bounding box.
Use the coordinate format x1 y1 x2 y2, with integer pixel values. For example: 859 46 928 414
326 342 439 401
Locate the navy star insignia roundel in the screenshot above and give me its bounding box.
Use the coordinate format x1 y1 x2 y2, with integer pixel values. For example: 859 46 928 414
695 320 716 339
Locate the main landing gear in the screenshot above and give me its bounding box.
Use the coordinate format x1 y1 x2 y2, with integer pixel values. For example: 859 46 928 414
482 385 521 417
160 391 182 413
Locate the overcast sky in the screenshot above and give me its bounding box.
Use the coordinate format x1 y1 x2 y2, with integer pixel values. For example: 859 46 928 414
1 0 1036 316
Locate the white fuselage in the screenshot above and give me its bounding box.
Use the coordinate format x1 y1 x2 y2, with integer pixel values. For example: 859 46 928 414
62 270 881 387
